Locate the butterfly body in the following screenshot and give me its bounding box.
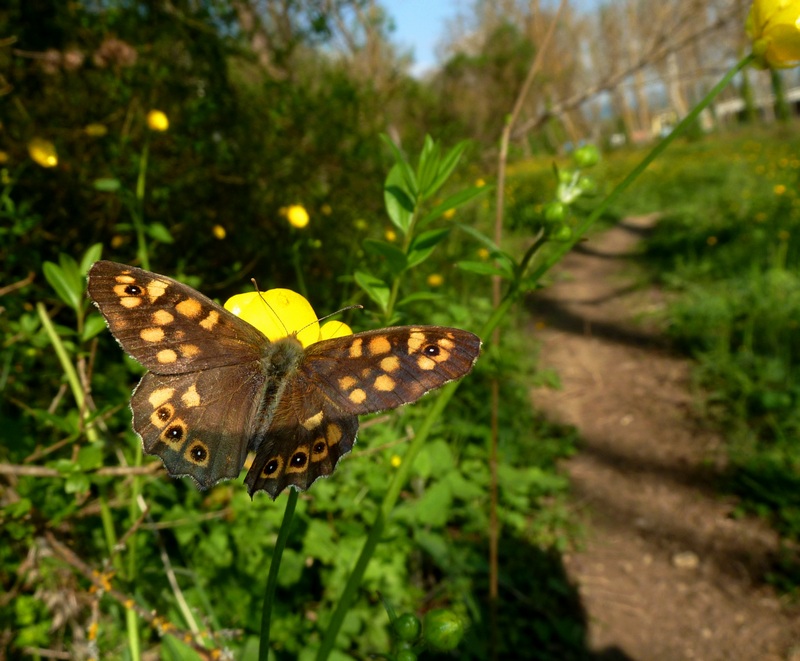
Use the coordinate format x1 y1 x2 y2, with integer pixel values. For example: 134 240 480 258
88 261 481 498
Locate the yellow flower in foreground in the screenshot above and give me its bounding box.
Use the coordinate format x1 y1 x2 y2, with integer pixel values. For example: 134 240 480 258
147 110 169 131
286 204 310 229
212 224 226 239
224 289 351 347
427 274 444 287
28 138 58 168
747 0 800 68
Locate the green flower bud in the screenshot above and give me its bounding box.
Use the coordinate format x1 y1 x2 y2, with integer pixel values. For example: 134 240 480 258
423 609 464 652
394 613 422 642
396 650 418 661
543 201 567 224
573 144 600 168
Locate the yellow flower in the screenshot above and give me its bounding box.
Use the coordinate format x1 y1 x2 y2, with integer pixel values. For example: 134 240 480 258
28 138 58 168
390 455 402 468
475 178 486 187
85 123 108 137
747 0 800 68
778 229 791 240
354 218 369 231
774 183 787 195
427 274 444 287
442 208 456 220
321 203 332 215
212 224 226 239
707 235 718 246
224 289 351 348
0 151 8 164
146 110 169 131
286 204 310 229
385 229 397 242
477 247 490 260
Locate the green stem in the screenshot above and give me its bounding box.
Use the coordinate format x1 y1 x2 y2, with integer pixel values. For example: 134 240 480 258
133 139 151 270
316 293 514 661
36 303 98 443
259 488 299 661
528 53 755 285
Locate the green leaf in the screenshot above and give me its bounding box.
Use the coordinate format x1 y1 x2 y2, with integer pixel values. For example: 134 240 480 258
418 184 489 228
147 222 174 244
457 260 513 279
77 444 104 471
414 481 452 527
81 313 108 341
93 178 121 192
381 134 418 197
79 243 103 275
65 473 90 494
416 135 441 198
384 164 415 234
406 228 450 269
43 260 82 311
397 291 445 307
363 238 408 275
354 271 390 312
427 140 469 199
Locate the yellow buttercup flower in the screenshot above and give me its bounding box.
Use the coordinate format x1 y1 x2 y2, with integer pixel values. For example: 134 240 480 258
146 110 169 131
427 274 444 287
0 151 8 164
774 183 787 195
475 178 486 187
224 289 351 348
85 123 108 137
477 247 490 260
212 224 226 239
442 208 456 220
28 138 58 168
321 203 332 216
390 455 402 468
286 204 310 229
385 228 397 242
747 0 800 68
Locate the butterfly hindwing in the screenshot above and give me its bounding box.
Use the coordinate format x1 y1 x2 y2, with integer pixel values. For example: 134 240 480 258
88 260 265 374
132 364 267 489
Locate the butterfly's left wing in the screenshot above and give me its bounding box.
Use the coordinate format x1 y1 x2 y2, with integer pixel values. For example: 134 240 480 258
245 326 481 498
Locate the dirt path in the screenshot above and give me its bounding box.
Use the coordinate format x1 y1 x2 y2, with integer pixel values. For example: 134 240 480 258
529 215 800 661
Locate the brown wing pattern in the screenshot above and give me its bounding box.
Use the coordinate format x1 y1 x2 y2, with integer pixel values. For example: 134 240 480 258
88 260 266 374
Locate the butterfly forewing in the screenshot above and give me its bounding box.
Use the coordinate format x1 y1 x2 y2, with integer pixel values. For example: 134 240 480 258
88 261 265 374
300 326 482 415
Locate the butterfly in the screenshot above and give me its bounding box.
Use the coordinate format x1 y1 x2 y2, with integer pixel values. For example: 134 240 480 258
87 261 481 499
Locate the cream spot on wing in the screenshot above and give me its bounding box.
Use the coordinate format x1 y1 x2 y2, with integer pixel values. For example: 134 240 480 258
175 298 202 318
407 331 426 354
120 297 142 308
199 310 220 331
140 327 165 343
348 388 367 405
152 309 174 325
113 284 132 297
148 388 175 408
374 374 396 392
181 384 201 408
326 423 342 445
417 355 437 370
156 349 178 364
380 356 400 372
368 335 391 355
339 376 357 390
438 337 455 350
301 411 324 430
433 347 451 363
349 338 363 358
147 279 169 302
179 344 200 358
115 275 136 284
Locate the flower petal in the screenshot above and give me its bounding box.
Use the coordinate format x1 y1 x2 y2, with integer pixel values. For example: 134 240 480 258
225 289 320 346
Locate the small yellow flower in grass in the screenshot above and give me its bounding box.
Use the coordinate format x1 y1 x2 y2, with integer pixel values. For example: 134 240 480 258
427 274 444 287
442 208 456 220
225 288 351 348
390 454 402 468
774 184 787 195
385 228 397 242
475 178 486 187
212 224 226 239
778 229 791 240
85 123 108 137
707 235 718 246
321 203 332 215
286 204 310 229
747 0 800 68
28 138 58 168
354 218 368 231
146 110 169 131
477 247 490 260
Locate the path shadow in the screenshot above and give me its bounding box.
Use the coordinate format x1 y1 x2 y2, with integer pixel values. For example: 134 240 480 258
426 530 636 661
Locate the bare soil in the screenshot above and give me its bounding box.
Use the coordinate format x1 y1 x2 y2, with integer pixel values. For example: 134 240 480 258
529 215 800 661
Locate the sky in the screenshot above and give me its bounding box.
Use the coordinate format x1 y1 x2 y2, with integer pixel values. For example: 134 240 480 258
382 0 465 75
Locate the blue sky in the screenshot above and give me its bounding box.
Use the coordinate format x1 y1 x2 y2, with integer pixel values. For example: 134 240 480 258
382 0 464 74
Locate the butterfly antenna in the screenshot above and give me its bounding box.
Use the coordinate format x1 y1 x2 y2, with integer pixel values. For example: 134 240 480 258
297 304 363 337
251 277 291 337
